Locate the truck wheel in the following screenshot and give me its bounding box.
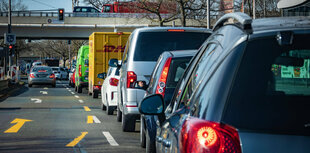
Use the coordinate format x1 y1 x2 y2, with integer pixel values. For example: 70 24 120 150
101 103 106 111
77 85 82 93
122 114 136 132
117 107 122 122
88 91 92 96
92 90 98 98
106 101 113 115
52 83 56 88
28 83 32 87
75 85 77 92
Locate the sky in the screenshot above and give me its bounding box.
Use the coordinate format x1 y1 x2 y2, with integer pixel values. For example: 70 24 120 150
22 0 87 12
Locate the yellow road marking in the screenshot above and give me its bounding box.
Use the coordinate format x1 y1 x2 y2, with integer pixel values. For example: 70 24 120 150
66 132 88 147
84 106 91 111
87 116 93 124
4 118 33 133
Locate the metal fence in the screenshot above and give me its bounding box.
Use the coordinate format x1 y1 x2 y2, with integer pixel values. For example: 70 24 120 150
0 11 174 19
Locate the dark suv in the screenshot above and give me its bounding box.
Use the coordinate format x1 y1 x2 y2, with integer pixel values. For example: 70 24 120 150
139 13 310 153
140 50 197 152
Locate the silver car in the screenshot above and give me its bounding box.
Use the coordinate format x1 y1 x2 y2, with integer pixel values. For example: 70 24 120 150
115 27 212 132
28 66 56 87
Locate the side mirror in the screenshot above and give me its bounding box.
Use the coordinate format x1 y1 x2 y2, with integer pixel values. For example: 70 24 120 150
139 94 164 115
108 59 119 67
97 72 107 79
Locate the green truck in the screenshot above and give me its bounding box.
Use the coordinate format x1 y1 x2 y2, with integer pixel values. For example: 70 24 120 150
75 45 89 93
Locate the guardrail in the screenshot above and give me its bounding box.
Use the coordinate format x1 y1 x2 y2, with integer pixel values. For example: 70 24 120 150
0 11 175 19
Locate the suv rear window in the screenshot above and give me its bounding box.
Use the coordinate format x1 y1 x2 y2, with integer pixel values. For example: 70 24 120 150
134 32 209 61
224 34 310 135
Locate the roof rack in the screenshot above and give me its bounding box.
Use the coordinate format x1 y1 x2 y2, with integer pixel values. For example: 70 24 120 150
213 12 253 34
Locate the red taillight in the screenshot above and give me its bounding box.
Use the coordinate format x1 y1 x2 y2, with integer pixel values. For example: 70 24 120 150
94 85 100 90
156 57 172 97
168 29 185 32
49 73 55 78
79 65 82 77
109 78 119 86
127 71 137 88
180 117 242 153
30 73 35 78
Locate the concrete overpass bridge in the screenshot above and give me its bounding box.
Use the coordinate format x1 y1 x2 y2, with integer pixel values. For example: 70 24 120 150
0 11 206 40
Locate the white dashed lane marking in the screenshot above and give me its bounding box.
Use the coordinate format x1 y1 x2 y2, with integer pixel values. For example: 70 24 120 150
71 92 75 95
79 100 84 103
93 116 101 123
74 95 80 98
102 132 119 146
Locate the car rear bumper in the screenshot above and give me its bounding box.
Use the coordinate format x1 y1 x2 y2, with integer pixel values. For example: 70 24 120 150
29 78 55 84
123 88 146 115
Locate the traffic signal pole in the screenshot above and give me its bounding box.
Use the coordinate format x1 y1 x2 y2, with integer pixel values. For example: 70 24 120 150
5 0 12 77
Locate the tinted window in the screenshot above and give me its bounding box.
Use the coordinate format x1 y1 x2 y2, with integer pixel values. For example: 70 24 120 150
166 57 192 88
32 67 52 72
52 68 58 71
224 34 310 135
134 32 210 61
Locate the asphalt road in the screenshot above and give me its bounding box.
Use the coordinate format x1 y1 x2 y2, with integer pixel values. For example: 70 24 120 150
0 80 144 153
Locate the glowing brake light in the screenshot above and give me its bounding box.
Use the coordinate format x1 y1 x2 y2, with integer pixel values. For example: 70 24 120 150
109 78 119 86
49 73 55 78
167 29 185 32
38 70 46 72
30 73 35 78
156 57 172 98
180 117 242 153
127 71 137 88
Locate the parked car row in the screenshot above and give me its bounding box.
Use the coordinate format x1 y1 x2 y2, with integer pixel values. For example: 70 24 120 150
96 13 310 153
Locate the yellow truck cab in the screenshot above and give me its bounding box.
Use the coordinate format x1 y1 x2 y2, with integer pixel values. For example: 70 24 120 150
88 32 130 98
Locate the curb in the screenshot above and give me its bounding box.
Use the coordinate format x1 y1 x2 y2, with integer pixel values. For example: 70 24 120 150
0 81 25 100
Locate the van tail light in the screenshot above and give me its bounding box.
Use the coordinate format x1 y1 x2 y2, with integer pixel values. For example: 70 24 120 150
180 117 242 153
30 73 35 78
156 57 172 98
109 78 119 86
127 71 137 88
79 65 82 77
49 73 55 78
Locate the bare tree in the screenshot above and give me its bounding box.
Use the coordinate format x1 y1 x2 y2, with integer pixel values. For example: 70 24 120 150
0 0 27 12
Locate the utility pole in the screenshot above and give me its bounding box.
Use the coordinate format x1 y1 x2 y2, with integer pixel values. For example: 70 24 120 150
8 0 12 77
207 0 210 29
253 0 256 19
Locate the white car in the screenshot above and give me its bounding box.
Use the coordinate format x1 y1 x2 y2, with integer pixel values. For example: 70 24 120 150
101 67 120 115
51 67 68 80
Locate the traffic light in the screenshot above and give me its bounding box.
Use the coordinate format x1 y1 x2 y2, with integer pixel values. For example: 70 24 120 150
8 44 14 56
58 8 64 21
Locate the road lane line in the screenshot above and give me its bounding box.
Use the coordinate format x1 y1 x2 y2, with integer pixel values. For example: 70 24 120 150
102 132 119 146
79 100 84 103
66 132 88 147
43 87 48 89
40 91 48 95
66 88 69 90
75 95 80 98
71 92 75 95
31 98 42 103
93 116 101 123
68 89 72 92
84 106 91 111
87 116 93 124
4 118 33 133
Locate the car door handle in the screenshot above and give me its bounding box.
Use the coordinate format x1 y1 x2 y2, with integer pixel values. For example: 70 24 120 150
156 136 163 143
162 139 171 148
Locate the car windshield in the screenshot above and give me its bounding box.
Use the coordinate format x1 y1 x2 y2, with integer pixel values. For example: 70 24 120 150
32 67 52 72
52 68 58 71
223 34 310 135
134 32 210 61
